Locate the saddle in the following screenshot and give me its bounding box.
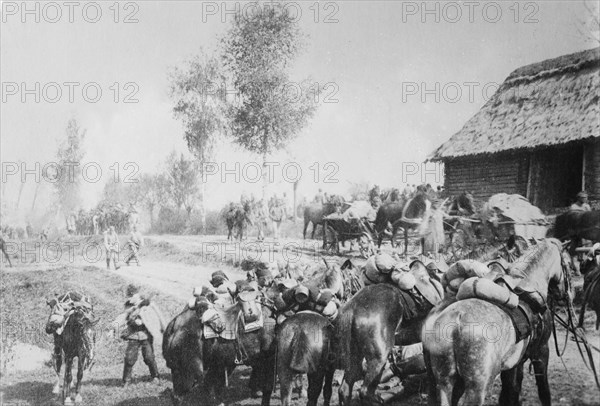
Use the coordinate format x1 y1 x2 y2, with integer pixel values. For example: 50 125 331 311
203 290 264 340
409 261 443 307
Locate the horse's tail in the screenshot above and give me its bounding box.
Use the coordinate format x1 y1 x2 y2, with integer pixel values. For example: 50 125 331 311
336 305 355 370
286 326 313 373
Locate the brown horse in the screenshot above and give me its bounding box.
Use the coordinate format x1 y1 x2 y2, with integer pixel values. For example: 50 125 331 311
423 239 570 406
578 248 600 330
303 202 341 240
277 312 335 406
49 308 96 405
163 286 276 406
552 210 600 256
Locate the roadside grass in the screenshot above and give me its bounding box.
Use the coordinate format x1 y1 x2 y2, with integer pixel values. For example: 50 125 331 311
0 265 189 405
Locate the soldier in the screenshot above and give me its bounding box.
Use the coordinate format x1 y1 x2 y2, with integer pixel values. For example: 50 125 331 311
269 199 285 240
104 226 120 270
570 191 591 211
124 225 143 266
113 284 165 386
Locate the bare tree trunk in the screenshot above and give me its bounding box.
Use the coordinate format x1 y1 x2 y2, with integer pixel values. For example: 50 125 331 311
200 182 206 234
31 182 40 212
262 151 268 201
293 180 299 222
16 182 25 210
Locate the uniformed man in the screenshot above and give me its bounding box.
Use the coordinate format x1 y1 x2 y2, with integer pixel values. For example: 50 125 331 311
104 226 120 270
124 226 143 266
570 191 591 211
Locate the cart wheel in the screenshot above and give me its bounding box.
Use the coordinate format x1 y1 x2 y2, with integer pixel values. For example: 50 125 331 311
358 232 375 259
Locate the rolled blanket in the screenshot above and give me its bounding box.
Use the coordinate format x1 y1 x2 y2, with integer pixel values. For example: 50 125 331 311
456 277 519 309
442 260 491 293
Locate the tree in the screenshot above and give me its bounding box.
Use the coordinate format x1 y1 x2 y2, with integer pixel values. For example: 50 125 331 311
221 5 321 198
170 52 228 232
134 173 169 228
165 152 200 219
54 118 86 216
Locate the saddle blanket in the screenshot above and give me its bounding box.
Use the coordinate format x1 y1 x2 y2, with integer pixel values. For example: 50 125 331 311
204 307 264 340
397 289 432 326
497 301 535 343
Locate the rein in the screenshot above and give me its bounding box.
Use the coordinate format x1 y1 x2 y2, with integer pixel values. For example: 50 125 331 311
549 244 600 389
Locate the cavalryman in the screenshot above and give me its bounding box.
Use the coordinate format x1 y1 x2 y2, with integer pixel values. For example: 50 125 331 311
570 191 591 211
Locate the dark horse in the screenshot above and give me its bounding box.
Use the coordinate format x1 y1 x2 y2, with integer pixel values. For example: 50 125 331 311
46 302 96 405
163 286 276 406
224 203 254 241
578 247 600 330
373 199 406 247
423 239 570 406
552 210 600 253
277 312 335 406
303 202 341 240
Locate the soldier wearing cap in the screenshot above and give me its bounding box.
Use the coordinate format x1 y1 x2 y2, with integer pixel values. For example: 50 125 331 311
570 191 591 211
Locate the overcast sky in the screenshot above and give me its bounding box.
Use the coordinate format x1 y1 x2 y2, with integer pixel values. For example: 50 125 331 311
1 1 598 211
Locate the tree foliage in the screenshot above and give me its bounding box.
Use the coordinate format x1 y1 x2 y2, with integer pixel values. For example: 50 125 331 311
221 6 320 156
165 152 200 217
54 118 86 214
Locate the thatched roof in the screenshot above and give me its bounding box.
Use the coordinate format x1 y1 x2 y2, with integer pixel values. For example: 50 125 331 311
429 47 600 161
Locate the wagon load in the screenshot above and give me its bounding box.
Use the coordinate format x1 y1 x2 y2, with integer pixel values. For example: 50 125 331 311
480 193 548 240
325 200 376 222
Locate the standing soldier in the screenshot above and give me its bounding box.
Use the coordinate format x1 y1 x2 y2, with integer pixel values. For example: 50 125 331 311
124 225 143 266
113 284 165 386
104 226 120 270
570 191 591 211
256 199 268 241
269 199 284 240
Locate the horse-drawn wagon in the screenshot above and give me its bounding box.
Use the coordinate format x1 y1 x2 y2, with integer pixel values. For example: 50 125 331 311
322 201 377 258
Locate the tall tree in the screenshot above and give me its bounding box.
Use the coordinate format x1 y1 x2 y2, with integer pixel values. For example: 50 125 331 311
165 152 200 219
170 52 228 232
54 118 86 216
221 5 321 198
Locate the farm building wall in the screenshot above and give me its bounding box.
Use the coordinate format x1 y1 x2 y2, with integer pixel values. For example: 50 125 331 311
443 139 600 212
443 152 529 204
584 138 600 206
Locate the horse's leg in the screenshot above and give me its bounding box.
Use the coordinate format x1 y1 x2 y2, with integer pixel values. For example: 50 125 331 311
322 366 334 406
303 220 309 239
53 341 63 395
307 370 325 406
499 366 520 406
359 356 387 405
533 344 551 406
62 356 74 405
73 356 84 403
451 374 465 406
278 366 295 406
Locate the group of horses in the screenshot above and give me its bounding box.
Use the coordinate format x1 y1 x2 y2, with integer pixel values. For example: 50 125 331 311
158 235 585 406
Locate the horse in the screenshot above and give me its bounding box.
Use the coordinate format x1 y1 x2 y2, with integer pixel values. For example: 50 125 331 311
47 306 96 405
303 202 340 240
163 284 276 406
277 312 335 406
224 203 254 241
318 258 362 302
162 296 212 405
578 247 600 330
422 239 570 406
336 258 444 406
373 199 406 248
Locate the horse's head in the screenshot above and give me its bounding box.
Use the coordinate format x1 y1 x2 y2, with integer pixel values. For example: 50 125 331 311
45 298 64 334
